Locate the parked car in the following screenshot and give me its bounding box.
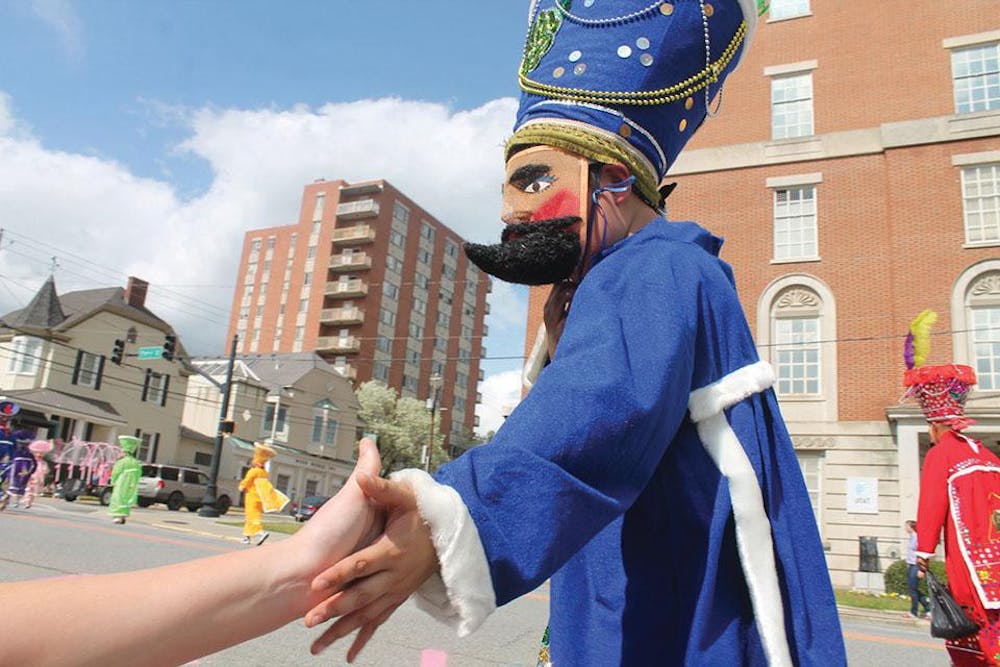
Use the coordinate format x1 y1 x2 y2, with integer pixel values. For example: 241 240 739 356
137 464 236 514
289 495 330 522
58 477 112 506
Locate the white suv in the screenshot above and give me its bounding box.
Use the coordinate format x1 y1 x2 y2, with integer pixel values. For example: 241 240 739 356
137 464 237 514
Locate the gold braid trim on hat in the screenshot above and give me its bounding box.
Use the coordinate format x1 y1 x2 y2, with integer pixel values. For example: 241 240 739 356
507 120 661 209
518 21 747 106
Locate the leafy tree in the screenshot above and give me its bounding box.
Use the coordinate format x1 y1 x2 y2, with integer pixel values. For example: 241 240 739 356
355 381 449 475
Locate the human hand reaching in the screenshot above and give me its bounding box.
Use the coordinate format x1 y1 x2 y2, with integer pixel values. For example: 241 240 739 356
291 438 386 582
304 474 439 662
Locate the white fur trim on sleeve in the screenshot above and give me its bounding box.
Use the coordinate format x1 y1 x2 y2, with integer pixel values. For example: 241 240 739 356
390 469 497 636
688 360 775 423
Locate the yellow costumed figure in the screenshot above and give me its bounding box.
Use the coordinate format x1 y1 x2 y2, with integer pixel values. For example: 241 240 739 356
238 443 286 546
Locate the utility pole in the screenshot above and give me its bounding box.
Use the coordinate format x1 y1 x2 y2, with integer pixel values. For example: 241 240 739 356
199 334 238 517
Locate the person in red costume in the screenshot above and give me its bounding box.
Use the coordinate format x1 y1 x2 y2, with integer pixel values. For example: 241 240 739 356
908 311 1000 665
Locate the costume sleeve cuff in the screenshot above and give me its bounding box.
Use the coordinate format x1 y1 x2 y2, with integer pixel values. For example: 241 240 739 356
915 551 935 559
390 469 497 637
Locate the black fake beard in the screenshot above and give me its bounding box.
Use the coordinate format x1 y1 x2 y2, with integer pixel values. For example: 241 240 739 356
463 216 582 286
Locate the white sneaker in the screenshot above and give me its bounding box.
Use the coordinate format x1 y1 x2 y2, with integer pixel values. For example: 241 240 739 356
255 531 270 546
241 536 251 545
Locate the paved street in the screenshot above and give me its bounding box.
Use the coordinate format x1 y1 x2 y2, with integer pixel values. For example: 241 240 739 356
1 497 948 665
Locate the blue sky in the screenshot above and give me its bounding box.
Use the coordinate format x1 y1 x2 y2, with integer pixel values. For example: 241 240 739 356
0 1 531 433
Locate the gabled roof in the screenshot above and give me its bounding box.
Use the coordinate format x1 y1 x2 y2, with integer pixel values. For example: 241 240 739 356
0 281 171 336
238 353 350 391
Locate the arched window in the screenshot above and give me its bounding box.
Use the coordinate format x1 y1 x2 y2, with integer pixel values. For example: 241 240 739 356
952 260 1000 392
757 274 838 422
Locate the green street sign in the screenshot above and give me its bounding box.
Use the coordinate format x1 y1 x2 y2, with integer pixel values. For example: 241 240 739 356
137 346 163 360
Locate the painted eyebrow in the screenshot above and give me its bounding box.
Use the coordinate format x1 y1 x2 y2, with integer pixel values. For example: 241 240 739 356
508 163 552 185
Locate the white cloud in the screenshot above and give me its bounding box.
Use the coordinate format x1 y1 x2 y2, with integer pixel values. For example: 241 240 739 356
0 93 526 378
475 369 523 437
30 0 84 62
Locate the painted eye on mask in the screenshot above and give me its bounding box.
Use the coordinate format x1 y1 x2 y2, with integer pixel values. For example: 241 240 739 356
523 176 555 194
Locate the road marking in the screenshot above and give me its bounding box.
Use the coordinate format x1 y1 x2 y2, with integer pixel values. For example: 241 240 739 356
843 630 945 651
151 522 246 543
421 649 448 666
0 512 231 553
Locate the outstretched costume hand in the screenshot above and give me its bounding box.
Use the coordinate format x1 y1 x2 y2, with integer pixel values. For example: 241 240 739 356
293 438 386 579
305 474 438 662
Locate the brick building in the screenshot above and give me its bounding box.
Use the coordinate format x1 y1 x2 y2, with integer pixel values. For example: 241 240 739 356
227 179 491 450
524 1 1000 587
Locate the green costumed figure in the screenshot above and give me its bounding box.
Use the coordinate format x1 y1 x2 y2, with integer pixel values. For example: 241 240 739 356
108 435 142 525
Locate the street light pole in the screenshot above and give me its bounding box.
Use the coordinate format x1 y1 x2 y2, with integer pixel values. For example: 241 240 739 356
425 373 443 472
199 334 238 517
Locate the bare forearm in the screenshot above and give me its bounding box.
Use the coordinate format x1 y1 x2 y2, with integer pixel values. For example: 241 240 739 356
0 540 325 666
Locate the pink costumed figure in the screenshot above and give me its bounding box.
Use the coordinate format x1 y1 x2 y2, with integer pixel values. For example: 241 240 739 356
24 440 52 509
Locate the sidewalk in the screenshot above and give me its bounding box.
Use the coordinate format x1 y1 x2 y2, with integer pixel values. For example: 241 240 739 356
838 604 932 628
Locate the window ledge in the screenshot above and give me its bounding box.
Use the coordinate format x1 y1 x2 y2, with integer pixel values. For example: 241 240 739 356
775 395 826 402
770 256 821 265
964 241 1000 249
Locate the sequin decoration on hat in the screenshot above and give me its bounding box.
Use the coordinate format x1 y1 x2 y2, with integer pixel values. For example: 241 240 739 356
508 0 765 209
901 309 978 430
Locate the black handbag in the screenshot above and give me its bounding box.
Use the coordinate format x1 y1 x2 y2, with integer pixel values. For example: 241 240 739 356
926 571 980 639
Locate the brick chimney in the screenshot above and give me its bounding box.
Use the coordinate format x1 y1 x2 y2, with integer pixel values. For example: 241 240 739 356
125 276 149 309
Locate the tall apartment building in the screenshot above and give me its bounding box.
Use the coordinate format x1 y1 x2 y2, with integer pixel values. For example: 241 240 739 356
524 1 1000 587
226 179 491 449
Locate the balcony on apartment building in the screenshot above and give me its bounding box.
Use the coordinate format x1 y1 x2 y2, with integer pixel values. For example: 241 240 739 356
328 252 372 272
336 199 379 221
324 278 368 298
333 363 359 381
320 306 364 325
316 335 361 354
339 182 383 197
331 224 375 245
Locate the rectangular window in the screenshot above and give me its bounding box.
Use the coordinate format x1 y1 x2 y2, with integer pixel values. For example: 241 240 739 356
373 361 389 381
973 306 1000 390
376 336 392 352
795 451 823 531
962 164 1000 245
403 375 418 393
267 237 276 250
276 474 291 494
262 404 288 438
386 255 402 272
194 451 213 467
305 479 318 496
8 336 42 375
773 186 817 260
300 298 309 313
308 246 316 259
144 372 169 406
393 202 410 225
409 323 424 339
768 0 809 20
418 249 432 265
251 239 261 253
442 265 456 280
413 298 426 314
415 274 429 289
406 348 420 364
74 351 103 389
445 239 458 257
303 273 312 286
313 193 326 221
383 280 399 300
312 415 324 443
774 317 820 395
380 308 396 326
952 42 1000 114
771 73 814 139
295 326 304 341
390 231 406 248
421 222 435 241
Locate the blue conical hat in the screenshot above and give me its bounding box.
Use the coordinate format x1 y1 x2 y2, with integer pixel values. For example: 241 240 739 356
509 0 764 208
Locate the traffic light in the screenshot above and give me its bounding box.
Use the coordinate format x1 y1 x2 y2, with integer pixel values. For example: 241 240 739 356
111 339 125 365
162 334 177 362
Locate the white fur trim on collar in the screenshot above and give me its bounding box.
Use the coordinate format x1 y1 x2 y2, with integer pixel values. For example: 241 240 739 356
391 469 497 636
688 361 775 423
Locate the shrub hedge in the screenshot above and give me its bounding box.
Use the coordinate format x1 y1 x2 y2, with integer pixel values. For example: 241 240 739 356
884 558 948 596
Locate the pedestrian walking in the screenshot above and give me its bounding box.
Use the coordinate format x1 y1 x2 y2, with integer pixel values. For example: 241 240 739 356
239 442 277 546
908 310 1000 665
108 435 142 524
905 520 930 618
23 439 52 509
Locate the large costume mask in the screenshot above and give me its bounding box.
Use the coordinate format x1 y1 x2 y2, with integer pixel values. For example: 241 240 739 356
465 146 591 285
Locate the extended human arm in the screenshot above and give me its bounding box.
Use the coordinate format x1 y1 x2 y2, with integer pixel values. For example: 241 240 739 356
0 439 384 667
915 446 948 559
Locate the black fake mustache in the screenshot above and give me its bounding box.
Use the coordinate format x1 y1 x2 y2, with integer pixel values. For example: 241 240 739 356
464 216 582 286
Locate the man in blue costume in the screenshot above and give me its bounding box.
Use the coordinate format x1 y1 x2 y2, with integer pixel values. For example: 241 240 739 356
304 1 846 665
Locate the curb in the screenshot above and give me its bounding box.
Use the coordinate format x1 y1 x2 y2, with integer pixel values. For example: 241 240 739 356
838 605 931 628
